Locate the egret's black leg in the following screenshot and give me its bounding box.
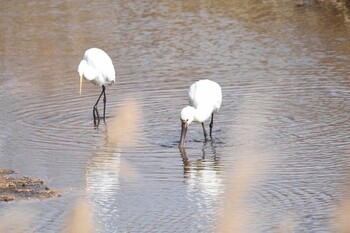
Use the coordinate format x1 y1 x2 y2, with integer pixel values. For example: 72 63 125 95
102 85 106 122
93 107 97 125
93 107 100 126
93 86 105 126
202 122 208 141
209 113 214 138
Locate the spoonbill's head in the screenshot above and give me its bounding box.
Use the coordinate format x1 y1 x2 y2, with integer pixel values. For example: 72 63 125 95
179 106 195 148
78 60 87 95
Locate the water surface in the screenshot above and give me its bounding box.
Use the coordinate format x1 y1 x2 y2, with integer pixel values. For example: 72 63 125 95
0 1 349 232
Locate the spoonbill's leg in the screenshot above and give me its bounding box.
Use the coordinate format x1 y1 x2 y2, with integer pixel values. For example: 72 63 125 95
209 113 214 138
202 122 208 141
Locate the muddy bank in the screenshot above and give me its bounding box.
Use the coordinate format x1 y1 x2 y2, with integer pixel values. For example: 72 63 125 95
297 0 349 8
0 169 60 202
299 0 350 21
315 0 350 9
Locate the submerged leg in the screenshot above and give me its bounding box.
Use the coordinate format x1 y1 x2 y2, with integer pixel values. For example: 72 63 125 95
102 85 106 122
93 86 105 126
209 113 214 138
202 122 207 141
93 107 100 126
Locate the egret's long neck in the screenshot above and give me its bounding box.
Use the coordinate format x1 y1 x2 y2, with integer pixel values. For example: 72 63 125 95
78 60 96 81
193 105 213 123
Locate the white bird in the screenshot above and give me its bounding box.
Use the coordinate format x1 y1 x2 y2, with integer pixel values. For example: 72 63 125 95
179 79 222 148
78 48 116 126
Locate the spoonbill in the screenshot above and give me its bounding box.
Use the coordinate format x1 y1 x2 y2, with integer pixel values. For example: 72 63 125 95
179 79 222 148
78 48 116 126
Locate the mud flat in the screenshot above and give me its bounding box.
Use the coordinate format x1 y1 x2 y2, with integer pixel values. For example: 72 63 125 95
0 169 60 202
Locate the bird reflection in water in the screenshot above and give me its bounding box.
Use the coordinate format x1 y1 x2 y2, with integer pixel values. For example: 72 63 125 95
86 100 140 208
85 127 121 201
179 141 220 173
84 125 126 233
179 141 223 199
179 141 224 228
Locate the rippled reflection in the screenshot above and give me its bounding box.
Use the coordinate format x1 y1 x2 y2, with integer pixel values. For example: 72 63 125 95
179 142 224 229
85 125 122 233
86 148 121 200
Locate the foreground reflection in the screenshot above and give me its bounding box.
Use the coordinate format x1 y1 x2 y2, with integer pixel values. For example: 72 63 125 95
179 142 224 230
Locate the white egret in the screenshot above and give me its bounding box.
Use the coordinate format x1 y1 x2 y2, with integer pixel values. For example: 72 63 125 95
179 79 222 148
78 48 116 126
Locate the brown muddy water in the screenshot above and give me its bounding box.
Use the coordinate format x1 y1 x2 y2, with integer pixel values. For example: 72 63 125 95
0 0 350 232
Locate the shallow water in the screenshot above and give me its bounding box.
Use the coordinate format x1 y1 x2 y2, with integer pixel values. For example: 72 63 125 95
0 0 350 232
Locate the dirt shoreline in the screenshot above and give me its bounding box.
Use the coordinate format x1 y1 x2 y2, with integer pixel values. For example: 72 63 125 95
0 169 60 202
301 0 350 21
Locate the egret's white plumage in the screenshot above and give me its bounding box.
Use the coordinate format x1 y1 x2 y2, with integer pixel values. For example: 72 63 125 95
78 48 115 92
179 79 222 148
78 48 116 126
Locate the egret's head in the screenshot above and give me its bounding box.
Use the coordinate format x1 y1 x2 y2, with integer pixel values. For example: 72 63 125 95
78 60 87 95
179 106 195 148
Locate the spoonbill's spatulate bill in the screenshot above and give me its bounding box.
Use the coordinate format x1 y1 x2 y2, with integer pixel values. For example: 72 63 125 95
179 79 222 148
78 48 116 126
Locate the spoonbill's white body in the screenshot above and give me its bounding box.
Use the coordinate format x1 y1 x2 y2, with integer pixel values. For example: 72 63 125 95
78 48 116 126
179 79 222 148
